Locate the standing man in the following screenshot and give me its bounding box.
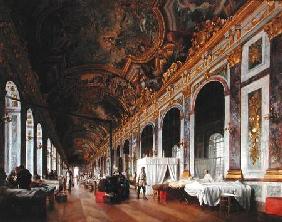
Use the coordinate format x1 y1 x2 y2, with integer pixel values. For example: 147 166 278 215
137 167 147 199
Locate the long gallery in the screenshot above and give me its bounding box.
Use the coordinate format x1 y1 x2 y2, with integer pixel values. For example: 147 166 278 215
0 0 281 221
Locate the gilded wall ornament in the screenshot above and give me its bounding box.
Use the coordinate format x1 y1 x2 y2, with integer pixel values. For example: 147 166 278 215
248 89 262 165
248 38 262 70
227 47 242 67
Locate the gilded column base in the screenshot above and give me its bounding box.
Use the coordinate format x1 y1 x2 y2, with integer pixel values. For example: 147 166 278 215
264 169 282 182
181 170 191 179
225 169 243 180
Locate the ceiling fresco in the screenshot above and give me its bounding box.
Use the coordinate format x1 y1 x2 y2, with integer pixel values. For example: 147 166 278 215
6 0 246 164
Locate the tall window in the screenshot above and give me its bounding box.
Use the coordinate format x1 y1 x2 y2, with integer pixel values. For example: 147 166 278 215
47 139 51 172
51 144 57 171
208 133 224 176
26 109 34 174
4 81 21 174
36 123 43 176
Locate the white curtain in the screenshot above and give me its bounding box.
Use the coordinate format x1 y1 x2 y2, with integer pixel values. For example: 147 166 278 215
167 164 178 181
137 157 179 194
194 158 218 178
156 164 168 184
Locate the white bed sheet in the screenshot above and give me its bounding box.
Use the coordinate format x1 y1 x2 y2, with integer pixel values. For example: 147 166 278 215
184 180 251 209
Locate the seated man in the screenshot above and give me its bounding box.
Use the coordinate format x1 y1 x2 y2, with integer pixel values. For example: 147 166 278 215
202 169 213 183
16 165 32 189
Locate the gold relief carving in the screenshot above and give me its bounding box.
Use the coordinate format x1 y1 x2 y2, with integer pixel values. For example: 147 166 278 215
248 89 262 165
163 61 182 83
153 43 175 76
173 97 182 105
121 1 266 136
188 17 227 58
153 111 159 120
264 169 282 182
228 25 242 45
266 0 276 11
225 169 243 180
264 13 282 39
183 87 191 98
204 71 210 80
227 46 242 67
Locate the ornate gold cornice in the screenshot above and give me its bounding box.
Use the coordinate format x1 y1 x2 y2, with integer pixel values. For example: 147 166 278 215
264 12 282 40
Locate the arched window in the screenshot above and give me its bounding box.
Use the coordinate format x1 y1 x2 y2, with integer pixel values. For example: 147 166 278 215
57 153 61 176
36 123 43 176
208 133 224 177
47 139 51 172
141 125 153 158
162 108 180 157
26 109 34 174
4 81 21 174
51 144 57 171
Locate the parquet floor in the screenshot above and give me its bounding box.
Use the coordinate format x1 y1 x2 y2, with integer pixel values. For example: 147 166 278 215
47 184 260 222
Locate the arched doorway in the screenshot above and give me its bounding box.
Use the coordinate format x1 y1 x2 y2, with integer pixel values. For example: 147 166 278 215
26 109 34 174
194 81 225 179
141 125 154 158
4 81 21 174
36 123 43 176
162 108 180 157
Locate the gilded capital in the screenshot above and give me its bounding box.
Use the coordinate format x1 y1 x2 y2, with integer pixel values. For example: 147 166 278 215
183 87 191 98
227 46 242 67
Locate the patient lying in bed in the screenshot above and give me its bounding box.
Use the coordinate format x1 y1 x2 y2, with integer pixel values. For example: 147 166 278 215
201 170 213 183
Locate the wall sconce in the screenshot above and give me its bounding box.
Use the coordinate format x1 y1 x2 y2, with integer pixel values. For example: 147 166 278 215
224 122 235 134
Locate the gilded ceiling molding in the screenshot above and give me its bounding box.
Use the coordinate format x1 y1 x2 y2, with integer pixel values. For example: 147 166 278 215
263 12 282 39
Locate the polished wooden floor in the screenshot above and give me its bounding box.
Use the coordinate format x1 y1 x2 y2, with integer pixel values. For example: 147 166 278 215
46 183 264 222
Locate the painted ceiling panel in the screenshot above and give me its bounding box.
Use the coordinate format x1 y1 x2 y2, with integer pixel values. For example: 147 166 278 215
6 0 246 164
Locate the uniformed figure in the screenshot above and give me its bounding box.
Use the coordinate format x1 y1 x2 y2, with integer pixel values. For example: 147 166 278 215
137 167 147 199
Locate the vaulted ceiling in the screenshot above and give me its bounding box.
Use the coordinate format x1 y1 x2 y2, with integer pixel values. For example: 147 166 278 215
6 0 246 164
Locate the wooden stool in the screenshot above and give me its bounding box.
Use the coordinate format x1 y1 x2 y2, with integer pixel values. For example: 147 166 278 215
219 193 237 216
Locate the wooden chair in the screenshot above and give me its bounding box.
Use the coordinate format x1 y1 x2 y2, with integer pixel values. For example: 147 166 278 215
219 193 237 217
